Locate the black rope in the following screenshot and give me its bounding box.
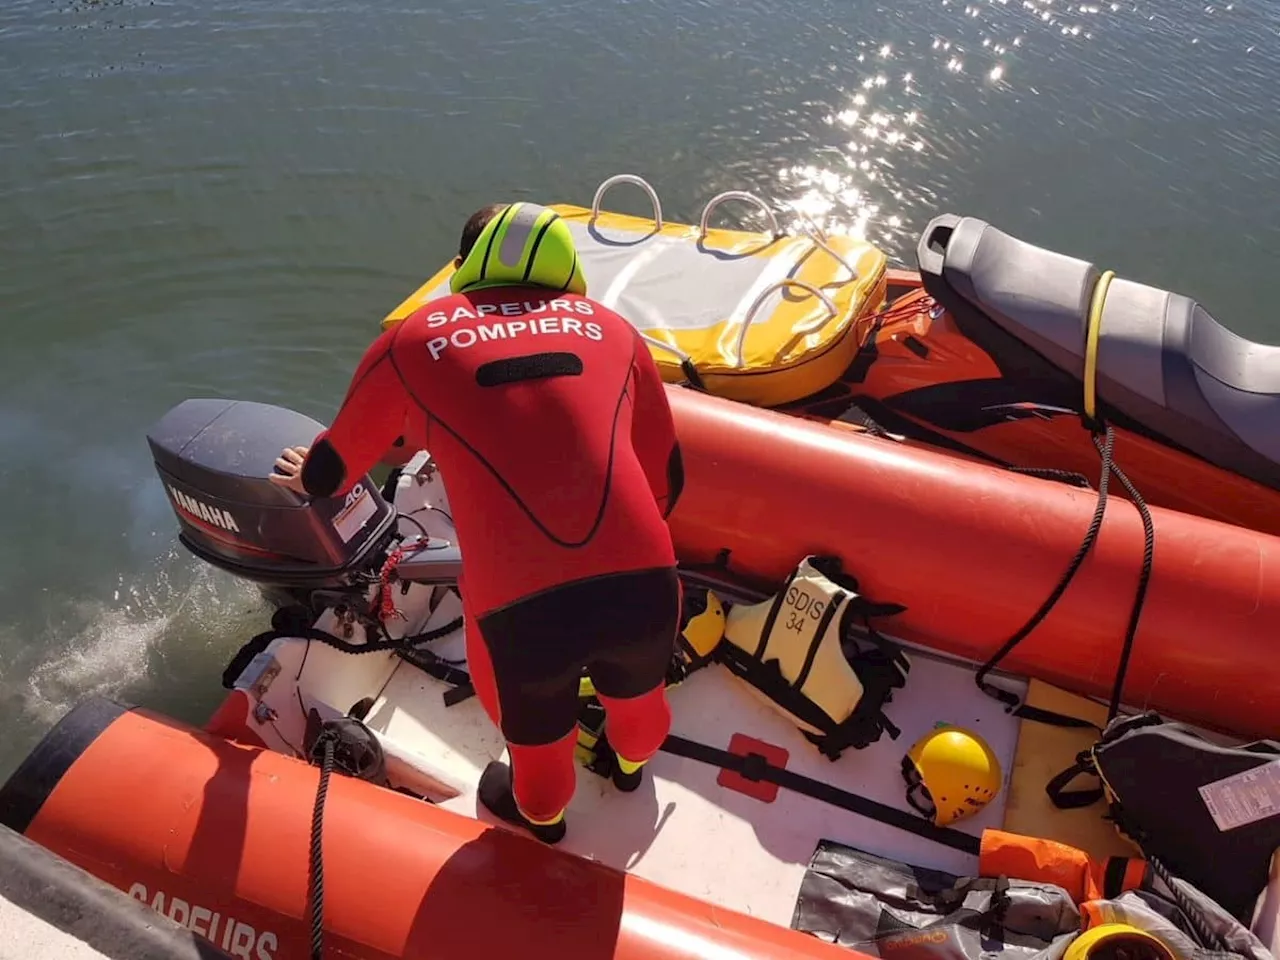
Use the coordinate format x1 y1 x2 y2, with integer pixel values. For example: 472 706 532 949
976 420 1156 731
308 735 335 960
974 425 1117 728
1099 439 1154 723
1004 465 1092 488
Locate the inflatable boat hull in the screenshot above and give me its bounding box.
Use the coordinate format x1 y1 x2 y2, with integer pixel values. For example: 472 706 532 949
0 700 854 960
787 275 1280 540
664 386 1280 740
383 180 1280 539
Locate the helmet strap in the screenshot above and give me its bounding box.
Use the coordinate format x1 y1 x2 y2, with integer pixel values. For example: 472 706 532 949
901 757 937 820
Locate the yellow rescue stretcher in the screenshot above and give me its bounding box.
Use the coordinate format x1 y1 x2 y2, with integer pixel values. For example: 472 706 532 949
383 175 889 407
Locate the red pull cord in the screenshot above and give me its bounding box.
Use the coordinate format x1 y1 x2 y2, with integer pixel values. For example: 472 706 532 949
372 536 430 623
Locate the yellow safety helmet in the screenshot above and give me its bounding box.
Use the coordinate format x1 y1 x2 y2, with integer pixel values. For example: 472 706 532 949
901 724 1002 826
680 588 726 660
1065 924 1178 960
450 202 586 297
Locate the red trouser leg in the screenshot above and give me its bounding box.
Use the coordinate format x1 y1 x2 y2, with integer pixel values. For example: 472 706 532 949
507 733 578 823
597 684 672 767
464 619 578 823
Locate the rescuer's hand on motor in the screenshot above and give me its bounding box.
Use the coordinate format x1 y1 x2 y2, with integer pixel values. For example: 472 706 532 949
269 445 310 495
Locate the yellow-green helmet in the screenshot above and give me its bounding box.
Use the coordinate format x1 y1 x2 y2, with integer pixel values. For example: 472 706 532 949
450 202 586 296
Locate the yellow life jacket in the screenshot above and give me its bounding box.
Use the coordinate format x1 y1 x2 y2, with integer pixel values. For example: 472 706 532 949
719 555 911 760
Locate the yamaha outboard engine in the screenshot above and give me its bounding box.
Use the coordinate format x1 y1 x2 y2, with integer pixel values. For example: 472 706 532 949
147 398 398 608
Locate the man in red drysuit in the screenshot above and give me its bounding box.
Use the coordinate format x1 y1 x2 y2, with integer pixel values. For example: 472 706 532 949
270 202 685 844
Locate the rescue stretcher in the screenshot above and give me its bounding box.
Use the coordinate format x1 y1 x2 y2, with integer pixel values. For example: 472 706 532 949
385 174 889 406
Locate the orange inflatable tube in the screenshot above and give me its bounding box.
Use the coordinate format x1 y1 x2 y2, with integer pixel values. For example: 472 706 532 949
663 386 1280 740
0 700 857 960
802 279 1280 540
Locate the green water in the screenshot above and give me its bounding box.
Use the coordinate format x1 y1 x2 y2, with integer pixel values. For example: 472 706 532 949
1 0 1278 778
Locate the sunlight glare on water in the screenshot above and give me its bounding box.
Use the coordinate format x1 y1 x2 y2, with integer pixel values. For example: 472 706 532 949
762 0 1274 263
773 0 1146 256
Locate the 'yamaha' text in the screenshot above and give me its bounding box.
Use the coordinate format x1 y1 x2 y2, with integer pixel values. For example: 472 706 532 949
169 486 241 532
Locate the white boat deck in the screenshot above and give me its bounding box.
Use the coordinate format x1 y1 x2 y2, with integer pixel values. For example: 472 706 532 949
230 455 1025 934
374 640 1020 926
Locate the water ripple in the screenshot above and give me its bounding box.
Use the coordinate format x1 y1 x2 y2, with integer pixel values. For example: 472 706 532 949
750 0 1280 266
1 0 1278 776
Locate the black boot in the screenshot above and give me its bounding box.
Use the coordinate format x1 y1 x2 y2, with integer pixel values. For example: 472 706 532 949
477 761 567 845
611 762 644 793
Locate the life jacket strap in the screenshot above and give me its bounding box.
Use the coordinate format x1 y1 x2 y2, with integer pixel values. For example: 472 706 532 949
718 635 908 762
1044 750 1105 810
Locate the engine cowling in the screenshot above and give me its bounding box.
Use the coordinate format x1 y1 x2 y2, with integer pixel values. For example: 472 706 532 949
147 398 397 592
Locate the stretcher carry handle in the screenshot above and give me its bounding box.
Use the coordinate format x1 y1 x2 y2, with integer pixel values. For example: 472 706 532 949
590 174 664 231
735 279 838 368
698 190 784 241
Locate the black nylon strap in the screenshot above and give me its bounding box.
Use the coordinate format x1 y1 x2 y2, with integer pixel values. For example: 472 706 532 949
808 555 860 593
755 567 800 659
795 590 844 689
1044 755 1104 809
717 646 841 736
1103 856 1128 899
1012 701 1099 730
836 402 892 439
659 734 981 855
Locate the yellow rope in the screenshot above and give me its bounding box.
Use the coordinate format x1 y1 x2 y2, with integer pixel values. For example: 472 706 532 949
1083 269 1115 424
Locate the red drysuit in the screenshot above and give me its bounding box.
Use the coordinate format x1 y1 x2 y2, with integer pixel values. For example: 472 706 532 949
295 286 684 821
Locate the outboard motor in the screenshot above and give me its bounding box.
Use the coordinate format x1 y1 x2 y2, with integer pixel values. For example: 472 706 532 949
147 398 398 606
